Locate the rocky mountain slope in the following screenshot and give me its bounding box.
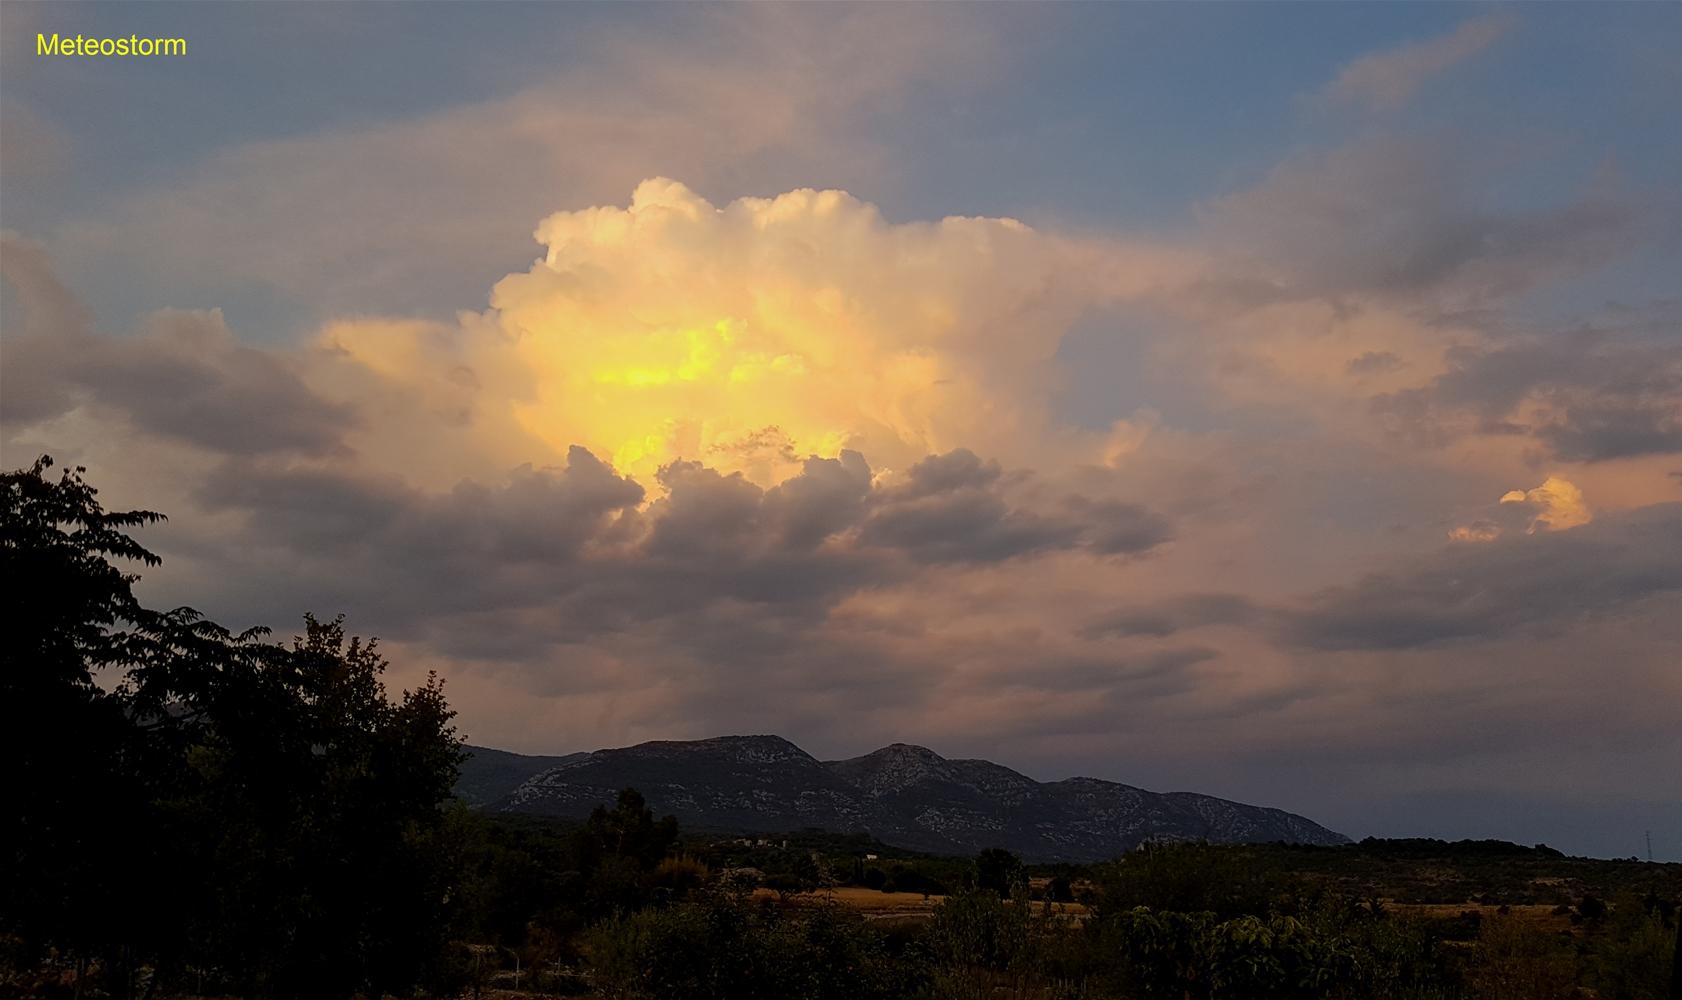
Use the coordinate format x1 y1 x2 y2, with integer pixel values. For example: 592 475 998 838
462 735 1348 862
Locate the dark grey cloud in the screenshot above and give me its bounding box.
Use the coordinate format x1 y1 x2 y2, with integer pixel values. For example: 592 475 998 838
986 647 1218 695
860 488 1081 564
1083 593 1258 639
186 447 1173 661
1346 351 1404 377
1374 334 1682 461
75 311 357 456
1202 137 1659 308
1536 402 1682 463
1061 496 1176 556
860 449 1172 565
894 448 1002 498
1282 503 1682 650
2 234 355 457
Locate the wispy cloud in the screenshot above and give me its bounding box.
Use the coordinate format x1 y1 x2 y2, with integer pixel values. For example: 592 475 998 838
1321 15 1516 112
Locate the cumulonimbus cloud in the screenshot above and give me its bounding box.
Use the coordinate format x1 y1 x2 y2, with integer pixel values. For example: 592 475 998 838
6 166 1681 842
316 178 1142 489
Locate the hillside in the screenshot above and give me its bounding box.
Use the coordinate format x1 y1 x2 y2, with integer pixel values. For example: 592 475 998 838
458 735 1349 862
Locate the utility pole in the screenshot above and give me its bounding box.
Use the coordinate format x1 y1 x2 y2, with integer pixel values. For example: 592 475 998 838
1647 830 1654 863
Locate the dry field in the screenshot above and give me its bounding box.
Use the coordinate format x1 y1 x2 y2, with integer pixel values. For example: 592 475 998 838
1387 900 1572 931
751 886 1092 921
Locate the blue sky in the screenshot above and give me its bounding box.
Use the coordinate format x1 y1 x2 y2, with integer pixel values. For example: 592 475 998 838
9 4 1677 332
4 3 1681 858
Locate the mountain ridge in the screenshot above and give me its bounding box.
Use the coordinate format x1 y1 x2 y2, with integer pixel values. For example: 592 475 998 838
458 734 1350 862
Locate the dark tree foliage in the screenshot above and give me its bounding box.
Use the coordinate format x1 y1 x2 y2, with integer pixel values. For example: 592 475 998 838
1096 841 1291 921
975 847 1024 899
578 787 680 872
1 456 252 973
575 788 681 917
2 457 464 999
1046 875 1075 903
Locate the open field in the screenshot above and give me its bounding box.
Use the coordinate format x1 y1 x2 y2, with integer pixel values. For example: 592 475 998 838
752 885 1093 921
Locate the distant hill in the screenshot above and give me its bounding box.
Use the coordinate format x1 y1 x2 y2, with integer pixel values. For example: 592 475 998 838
454 745 586 807
458 735 1348 862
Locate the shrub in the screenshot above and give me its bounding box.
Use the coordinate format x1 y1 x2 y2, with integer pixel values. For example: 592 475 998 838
1467 914 1576 1000
586 887 914 1000
1096 843 1290 921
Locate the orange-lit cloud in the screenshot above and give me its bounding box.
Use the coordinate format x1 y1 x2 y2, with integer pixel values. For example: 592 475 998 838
1451 476 1591 541
1499 477 1591 532
322 179 1111 488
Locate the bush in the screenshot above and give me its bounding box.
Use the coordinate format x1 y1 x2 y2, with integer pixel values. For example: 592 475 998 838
1584 896 1675 1000
884 867 950 898
1096 843 1291 921
1467 914 1576 1000
587 887 915 1000
649 855 709 900
976 848 1025 899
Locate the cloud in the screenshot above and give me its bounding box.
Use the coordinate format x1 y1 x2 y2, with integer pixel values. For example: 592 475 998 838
1286 503 1682 650
1199 137 1647 309
1375 334 1682 461
1346 351 1404 377
324 178 1114 487
860 451 1172 565
1497 477 1592 532
1450 476 1591 541
2 235 354 457
45 6 1005 320
1322 15 1516 112
9 154 1682 856
1 232 91 424
182 443 1169 656
1083 593 1258 639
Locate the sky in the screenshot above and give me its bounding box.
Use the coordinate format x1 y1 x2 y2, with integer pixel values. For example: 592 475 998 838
3 3 1680 860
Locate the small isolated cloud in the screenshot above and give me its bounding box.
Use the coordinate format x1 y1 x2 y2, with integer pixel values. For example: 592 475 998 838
1451 476 1591 542
1322 15 1516 112
1498 477 1592 532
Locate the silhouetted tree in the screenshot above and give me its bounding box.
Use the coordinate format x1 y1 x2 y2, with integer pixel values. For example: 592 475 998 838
2 456 258 982
976 847 1024 899
3 457 465 999
578 788 679 871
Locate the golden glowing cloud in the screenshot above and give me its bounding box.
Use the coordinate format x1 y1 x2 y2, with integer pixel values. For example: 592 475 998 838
1451 475 1592 541
1499 476 1591 532
325 179 1101 488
